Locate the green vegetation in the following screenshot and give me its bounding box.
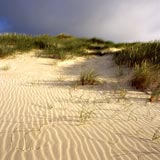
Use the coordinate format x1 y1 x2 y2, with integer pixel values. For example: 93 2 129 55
132 62 159 90
113 42 160 92
0 34 34 55
114 42 160 67
0 33 115 59
41 37 89 59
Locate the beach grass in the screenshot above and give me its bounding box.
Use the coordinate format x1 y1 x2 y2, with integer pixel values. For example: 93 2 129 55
113 41 160 91
79 69 99 85
0 33 117 59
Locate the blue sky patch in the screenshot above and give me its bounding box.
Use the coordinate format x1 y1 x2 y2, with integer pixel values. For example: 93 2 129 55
0 17 10 32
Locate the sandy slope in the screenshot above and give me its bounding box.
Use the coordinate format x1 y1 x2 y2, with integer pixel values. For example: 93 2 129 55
0 52 160 160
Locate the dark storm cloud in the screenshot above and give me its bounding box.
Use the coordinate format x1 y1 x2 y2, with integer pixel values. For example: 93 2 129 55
0 0 160 42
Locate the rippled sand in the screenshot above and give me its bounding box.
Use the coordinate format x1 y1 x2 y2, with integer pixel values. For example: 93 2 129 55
0 52 160 160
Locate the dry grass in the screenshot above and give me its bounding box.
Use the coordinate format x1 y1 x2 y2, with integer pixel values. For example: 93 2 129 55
131 62 159 90
79 69 99 85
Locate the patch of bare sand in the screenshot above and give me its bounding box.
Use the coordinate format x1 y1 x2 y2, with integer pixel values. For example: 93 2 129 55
0 51 160 160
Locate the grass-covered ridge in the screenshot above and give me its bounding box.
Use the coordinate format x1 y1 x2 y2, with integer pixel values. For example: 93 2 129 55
0 33 116 59
113 41 160 92
113 42 160 67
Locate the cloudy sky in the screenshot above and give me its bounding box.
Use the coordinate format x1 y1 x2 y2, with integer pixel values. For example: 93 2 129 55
0 0 160 42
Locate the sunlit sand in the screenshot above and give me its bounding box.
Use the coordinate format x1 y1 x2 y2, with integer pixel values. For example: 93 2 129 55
0 51 160 160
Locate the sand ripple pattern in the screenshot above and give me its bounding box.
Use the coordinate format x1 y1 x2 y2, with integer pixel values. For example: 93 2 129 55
0 54 160 160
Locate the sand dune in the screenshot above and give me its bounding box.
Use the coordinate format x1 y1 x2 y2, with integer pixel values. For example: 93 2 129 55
0 52 160 160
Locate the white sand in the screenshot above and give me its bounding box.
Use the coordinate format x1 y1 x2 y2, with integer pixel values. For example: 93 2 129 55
0 51 160 160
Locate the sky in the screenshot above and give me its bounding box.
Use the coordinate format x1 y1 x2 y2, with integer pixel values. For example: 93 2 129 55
0 0 160 42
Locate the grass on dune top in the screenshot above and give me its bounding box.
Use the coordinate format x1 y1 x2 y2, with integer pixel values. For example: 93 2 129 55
0 33 116 59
